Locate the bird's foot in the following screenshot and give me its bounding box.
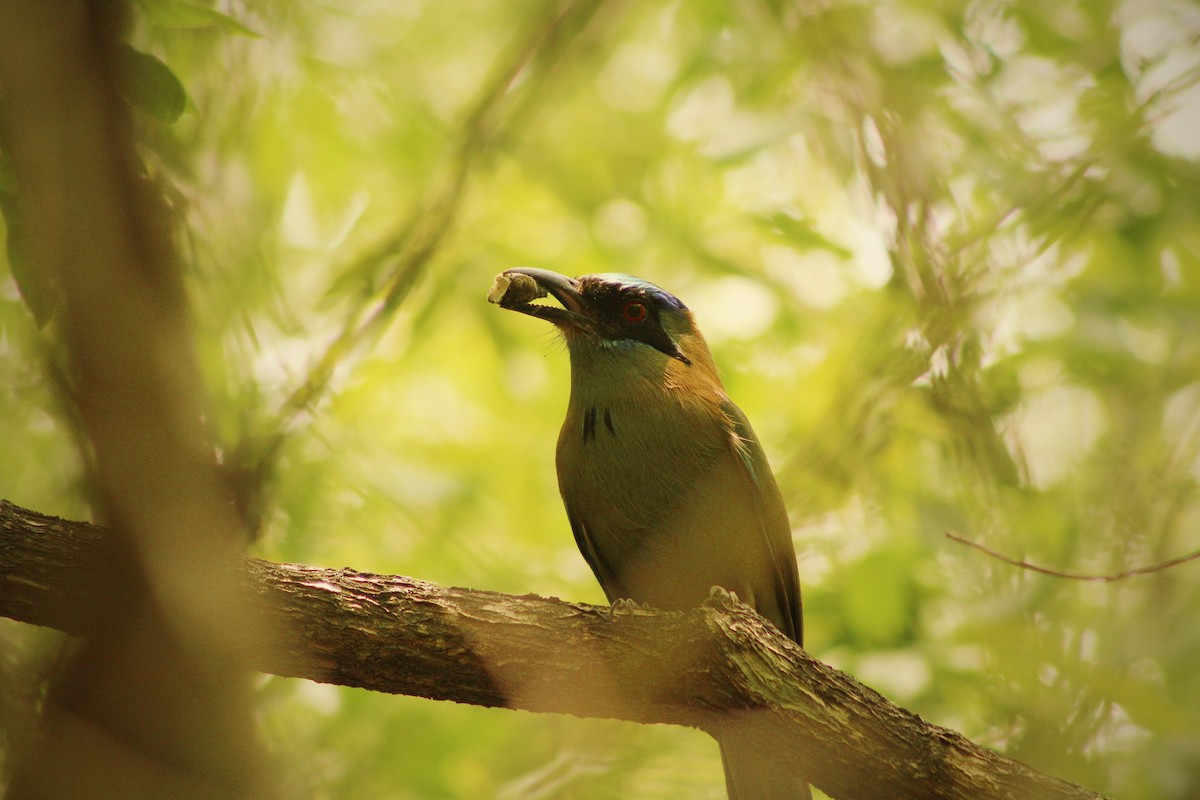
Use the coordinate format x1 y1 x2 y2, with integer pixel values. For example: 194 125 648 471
609 597 652 614
704 585 741 611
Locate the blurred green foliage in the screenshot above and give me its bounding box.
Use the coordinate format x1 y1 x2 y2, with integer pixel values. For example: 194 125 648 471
3 0 1200 797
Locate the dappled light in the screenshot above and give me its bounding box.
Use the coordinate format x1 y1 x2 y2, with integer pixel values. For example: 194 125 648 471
2 0 1198 798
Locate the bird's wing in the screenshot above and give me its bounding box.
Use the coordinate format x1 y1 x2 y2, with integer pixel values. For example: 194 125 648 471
718 397 804 645
563 504 625 603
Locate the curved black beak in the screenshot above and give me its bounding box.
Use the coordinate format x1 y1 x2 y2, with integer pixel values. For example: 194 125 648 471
493 267 594 331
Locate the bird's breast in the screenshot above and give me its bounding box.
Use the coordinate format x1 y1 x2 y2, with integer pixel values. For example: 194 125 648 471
556 382 731 534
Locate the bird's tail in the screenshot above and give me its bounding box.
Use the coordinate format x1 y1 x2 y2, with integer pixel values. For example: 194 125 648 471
719 736 812 800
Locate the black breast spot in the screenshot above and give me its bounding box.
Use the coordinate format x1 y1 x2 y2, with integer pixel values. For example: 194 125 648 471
583 407 597 443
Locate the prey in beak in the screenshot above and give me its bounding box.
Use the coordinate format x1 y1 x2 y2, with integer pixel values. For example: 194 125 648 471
487 267 595 333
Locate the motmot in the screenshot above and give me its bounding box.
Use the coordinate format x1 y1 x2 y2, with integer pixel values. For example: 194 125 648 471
491 267 808 800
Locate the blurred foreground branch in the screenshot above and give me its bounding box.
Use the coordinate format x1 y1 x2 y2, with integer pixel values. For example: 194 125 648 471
1 500 1109 800
0 2 265 797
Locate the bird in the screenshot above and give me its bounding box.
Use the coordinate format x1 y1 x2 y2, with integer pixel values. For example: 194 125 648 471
491 267 809 799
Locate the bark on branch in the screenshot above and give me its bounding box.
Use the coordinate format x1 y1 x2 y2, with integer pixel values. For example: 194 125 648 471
0 500 1109 800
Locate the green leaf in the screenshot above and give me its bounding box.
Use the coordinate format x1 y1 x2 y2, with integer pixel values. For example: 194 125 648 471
0 160 57 328
136 0 261 37
120 45 187 122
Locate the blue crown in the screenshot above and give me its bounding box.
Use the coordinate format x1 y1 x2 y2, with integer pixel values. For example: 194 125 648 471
586 273 688 311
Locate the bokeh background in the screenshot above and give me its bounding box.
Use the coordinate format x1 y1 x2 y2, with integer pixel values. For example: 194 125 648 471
3 0 1200 797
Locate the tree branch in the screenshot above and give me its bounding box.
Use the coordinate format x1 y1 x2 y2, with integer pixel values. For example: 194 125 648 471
0 500 1110 800
945 530 1200 581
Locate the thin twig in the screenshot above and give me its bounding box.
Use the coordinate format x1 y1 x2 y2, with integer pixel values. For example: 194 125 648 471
945 531 1200 582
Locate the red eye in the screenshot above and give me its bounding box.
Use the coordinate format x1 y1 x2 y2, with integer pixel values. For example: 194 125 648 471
622 301 648 323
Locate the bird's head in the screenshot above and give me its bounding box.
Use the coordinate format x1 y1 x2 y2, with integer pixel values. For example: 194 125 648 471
489 268 719 377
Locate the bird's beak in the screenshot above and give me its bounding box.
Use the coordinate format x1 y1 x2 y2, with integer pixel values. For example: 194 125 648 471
491 267 595 331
